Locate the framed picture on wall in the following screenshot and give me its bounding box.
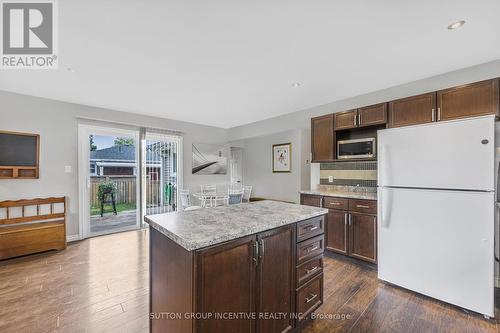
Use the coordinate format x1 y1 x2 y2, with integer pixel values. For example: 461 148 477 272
272 142 291 173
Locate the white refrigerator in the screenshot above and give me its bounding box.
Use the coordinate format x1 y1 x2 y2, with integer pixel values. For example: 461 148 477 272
377 115 495 317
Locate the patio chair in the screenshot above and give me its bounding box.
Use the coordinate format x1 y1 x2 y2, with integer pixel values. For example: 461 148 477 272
180 189 201 211
242 185 252 203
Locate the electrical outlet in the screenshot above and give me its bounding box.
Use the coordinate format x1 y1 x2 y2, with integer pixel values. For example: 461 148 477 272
328 176 333 183
65 165 72 173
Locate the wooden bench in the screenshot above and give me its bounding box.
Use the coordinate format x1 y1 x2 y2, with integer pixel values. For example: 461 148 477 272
0 197 66 260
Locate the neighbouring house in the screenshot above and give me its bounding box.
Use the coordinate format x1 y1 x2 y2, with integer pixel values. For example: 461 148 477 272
90 145 159 177
90 143 178 206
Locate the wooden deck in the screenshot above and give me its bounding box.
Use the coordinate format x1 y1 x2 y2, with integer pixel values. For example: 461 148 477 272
0 230 497 332
90 210 137 233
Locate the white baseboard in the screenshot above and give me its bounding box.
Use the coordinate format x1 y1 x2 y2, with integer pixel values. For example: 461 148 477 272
66 234 81 242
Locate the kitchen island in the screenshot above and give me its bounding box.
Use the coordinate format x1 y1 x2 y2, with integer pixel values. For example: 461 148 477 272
145 200 328 333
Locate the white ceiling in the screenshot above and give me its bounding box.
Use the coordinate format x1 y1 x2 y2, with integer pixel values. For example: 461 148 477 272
1 1 500 128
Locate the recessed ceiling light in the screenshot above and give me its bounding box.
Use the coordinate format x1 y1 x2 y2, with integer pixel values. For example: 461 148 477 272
448 20 466 30
291 82 301 88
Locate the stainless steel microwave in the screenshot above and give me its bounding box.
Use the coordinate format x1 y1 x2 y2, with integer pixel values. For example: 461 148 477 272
337 138 376 159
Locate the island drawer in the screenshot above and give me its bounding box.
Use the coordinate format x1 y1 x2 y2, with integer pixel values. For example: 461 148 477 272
297 235 324 265
349 199 377 215
296 273 323 323
296 255 323 287
297 216 324 242
323 197 349 210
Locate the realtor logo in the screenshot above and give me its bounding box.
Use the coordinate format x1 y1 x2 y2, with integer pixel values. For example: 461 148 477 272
1 0 58 69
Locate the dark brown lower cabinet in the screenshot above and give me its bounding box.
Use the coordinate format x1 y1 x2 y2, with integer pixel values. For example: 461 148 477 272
150 215 326 333
324 198 377 264
349 213 377 263
197 226 295 333
256 226 295 333
196 235 256 333
326 209 348 254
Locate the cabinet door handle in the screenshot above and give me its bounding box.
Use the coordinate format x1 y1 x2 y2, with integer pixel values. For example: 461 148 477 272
431 108 436 122
329 202 341 206
305 293 318 303
349 214 352 226
356 204 370 209
437 107 441 121
344 213 348 226
358 112 362 125
253 241 259 265
353 115 357 126
305 266 319 274
259 239 265 262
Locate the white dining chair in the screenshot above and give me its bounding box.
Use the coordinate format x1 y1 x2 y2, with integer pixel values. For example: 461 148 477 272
242 185 252 203
200 185 217 207
180 189 202 211
226 189 244 205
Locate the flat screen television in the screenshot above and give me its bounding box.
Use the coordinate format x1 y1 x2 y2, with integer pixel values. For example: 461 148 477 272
0 131 39 178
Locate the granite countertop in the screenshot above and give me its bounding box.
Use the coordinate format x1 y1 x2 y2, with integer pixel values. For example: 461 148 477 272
299 189 377 200
145 200 327 251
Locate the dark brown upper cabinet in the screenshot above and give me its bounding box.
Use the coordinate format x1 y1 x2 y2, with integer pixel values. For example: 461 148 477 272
334 104 387 131
358 103 387 127
311 114 334 162
388 92 436 128
437 79 499 121
334 110 357 130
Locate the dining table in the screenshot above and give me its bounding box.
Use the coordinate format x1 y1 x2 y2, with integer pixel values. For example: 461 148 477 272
192 192 230 207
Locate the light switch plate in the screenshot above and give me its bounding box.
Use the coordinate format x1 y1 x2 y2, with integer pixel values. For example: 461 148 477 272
65 165 72 173
328 176 333 183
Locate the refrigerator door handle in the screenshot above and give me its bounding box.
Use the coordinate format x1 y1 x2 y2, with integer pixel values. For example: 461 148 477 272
380 187 392 228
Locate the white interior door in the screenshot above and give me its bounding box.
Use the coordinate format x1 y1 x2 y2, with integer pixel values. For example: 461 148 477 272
78 124 141 238
230 147 243 185
378 186 494 316
378 115 495 191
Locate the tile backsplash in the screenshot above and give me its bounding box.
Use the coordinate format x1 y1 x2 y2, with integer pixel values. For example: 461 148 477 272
319 161 377 188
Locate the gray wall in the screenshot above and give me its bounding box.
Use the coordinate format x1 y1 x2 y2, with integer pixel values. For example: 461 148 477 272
238 129 310 203
0 91 229 237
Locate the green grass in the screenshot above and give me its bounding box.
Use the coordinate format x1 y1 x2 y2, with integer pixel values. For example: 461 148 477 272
90 203 136 216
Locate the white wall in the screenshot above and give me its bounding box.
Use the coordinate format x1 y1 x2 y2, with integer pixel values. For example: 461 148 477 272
0 91 229 237
238 129 310 203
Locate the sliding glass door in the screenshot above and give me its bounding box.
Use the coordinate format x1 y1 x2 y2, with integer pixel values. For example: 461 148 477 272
142 133 182 221
79 124 183 238
79 125 141 238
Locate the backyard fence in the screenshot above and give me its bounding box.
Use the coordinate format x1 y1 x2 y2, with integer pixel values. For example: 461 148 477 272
90 177 162 206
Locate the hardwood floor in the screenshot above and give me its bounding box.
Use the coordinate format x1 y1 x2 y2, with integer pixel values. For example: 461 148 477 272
304 253 498 333
0 229 149 333
0 229 497 333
